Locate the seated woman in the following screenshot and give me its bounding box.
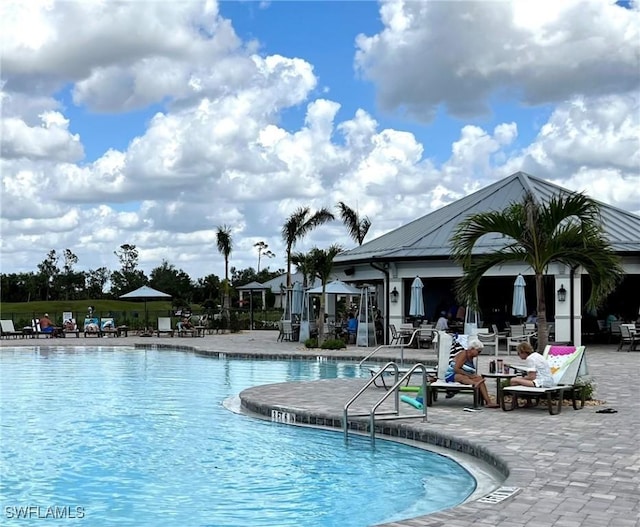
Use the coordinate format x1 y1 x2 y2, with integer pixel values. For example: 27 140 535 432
444 338 499 408
506 342 555 388
177 317 194 331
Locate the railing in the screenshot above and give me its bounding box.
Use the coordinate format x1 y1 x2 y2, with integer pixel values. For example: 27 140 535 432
343 362 398 442
357 329 423 366
343 362 429 445
368 364 429 446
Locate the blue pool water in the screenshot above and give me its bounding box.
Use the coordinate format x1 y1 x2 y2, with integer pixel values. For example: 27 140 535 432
0 347 476 526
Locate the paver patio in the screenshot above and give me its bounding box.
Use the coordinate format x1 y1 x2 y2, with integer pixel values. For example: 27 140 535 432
2 331 638 526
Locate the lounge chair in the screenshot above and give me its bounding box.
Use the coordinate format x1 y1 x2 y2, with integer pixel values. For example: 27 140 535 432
156 317 174 337
424 332 481 408
501 345 587 415
100 318 118 337
62 318 81 338
31 319 59 338
176 319 198 337
83 317 102 337
0 320 25 339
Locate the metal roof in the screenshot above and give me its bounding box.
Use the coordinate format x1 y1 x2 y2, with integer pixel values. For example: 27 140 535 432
335 171 640 264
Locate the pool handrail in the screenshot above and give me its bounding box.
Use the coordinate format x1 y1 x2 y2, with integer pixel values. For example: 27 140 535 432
343 362 399 442
368 363 429 446
357 329 422 366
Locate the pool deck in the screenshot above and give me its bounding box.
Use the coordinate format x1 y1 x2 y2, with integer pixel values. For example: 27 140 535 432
3 331 639 527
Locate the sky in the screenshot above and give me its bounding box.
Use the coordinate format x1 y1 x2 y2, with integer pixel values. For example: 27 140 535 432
1 0 639 283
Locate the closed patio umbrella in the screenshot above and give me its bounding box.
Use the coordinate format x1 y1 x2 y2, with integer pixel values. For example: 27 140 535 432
409 276 425 317
291 281 304 316
512 274 527 319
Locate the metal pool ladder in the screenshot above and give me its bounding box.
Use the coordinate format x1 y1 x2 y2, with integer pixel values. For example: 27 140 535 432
343 362 429 446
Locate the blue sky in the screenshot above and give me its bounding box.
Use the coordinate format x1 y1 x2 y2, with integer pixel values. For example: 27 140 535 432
1 0 638 279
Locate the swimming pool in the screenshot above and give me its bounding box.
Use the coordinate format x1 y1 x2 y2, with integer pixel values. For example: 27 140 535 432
1 347 477 526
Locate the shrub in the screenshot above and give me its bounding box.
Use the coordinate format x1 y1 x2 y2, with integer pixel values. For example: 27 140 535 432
320 339 347 350
304 338 318 349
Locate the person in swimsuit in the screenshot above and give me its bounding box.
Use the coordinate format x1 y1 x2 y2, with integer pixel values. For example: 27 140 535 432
444 338 499 408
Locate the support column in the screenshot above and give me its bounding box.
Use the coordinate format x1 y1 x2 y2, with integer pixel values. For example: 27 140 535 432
554 274 571 343
389 278 403 328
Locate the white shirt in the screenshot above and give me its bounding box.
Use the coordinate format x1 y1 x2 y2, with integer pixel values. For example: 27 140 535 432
435 316 449 331
525 352 554 388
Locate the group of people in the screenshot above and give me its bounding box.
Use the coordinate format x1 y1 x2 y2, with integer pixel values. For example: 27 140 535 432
444 338 553 408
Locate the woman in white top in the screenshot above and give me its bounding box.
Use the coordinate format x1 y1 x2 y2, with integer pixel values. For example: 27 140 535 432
507 342 555 388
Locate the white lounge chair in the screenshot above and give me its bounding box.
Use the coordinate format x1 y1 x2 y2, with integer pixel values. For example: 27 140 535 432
425 332 482 408
0 320 25 339
156 317 175 337
501 344 587 415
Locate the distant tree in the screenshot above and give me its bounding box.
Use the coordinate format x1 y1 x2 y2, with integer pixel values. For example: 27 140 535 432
85 267 110 298
111 244 146 296
281 206 334 289
149 260 193 305
193 274 222 306
308 244 343 343
451 191 624 350
114 244 139 273
60 249 81 300
336 201 371 246
254 241 275 272
37 250 60 300
216 225 233 312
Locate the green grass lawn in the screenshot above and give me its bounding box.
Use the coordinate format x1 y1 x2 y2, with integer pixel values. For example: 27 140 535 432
1 300 283 331
1 299 176 330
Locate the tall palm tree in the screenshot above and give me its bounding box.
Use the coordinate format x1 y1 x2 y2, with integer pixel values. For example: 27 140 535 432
216 225 233 311
308 244 344 343
281 206 335 288
451 191 623 351
336 201 371 245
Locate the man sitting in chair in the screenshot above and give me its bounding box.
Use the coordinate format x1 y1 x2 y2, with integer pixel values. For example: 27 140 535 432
40 313 56 334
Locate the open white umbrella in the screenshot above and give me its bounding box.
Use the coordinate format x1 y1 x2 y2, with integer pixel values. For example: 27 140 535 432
120 285 171 328
307 280 361 295
409 276 425 317
512 274 527 319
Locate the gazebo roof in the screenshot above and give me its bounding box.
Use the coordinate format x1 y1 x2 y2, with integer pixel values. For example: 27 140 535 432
236 281 269 291
334 171 640 264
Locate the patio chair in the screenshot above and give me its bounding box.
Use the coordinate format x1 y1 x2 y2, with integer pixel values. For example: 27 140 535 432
156 317 175 337
618 324 638 351
506 325 535 355
424 332 481 408
0 320 25 339
388 325 402 345
62 317 81 338
281 320 294 341
477 332 499 356
501 345 587 415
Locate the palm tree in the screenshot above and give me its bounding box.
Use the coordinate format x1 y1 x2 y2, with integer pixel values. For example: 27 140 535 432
308 244 343 343
281 206 335 288
336 201 371 245
451 191 623 351
254 241 275 272
291 251 315 289
216 225 233 311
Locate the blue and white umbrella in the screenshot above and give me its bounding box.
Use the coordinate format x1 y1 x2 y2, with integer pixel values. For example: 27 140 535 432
409 276 425 317
512 274 527 318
